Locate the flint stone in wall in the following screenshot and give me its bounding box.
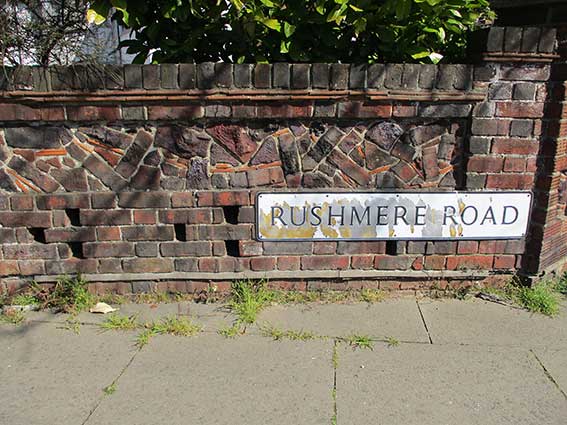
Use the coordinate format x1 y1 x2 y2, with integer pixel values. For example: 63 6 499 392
210 143 239 166
206 124 257 163
303 172 332 188
0 168 17 191
364 141 397 170
306 127 344 164
79 127 133 149
50 168 89 192
408 124 447 145
186 158 210 189
8 156 60 192
249 137 278 165
278 133 301 175
365 122 403 151
5 127 63 149
155 126 210 159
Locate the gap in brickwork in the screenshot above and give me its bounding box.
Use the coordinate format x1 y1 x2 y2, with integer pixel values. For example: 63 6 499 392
222 206 240 225
174 224 187 242
385 241 398 256
225 240 240 257
65 208 81 226
68 242 84 259
28 228 46 244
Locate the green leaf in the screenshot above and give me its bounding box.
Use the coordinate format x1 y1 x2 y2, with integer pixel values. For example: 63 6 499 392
261 18 281 31
280 40 290 53
283 22 296 38
349 5 363 12
411 50 431 59
259 0 275 6
429 52 444 63
86 6 109 25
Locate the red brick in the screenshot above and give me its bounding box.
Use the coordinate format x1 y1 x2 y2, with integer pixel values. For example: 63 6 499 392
134 210 157 224
197 191 249 206
122 225 174 241
338 102 392 118
277 256 300 271
10 196 34 210
302 256 349 270
45 259 98 275
351 255 374 270
468 157 504 173
393 104 417 117
457 241 479 254
18 260 45 276
412 257 424 270
493 255 516 269
0 212 51 227
496 102 544 118
491 138 539 155
424 256 446 270
83 242 134 258
36 194 90 210
503 157 526 172
171 192 195 208
486 174 534 189
217 258 240 272
91 193 116 209
446 255 494 270
147 105 203 120
479 240 507 254
158 209 212 224
0 260 19 276
66 106 121 121
250 257 276 271
96 227 121 241
198 258 216 272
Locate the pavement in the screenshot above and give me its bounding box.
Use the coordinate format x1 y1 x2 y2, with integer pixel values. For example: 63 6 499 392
1 296 567 425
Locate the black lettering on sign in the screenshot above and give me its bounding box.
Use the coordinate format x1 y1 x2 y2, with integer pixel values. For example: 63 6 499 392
461 206 478 225
351 206 371 226
443 205 458 225
394 206 408 225
290 206 307 226
480 206 496 225
328 205 345 226
377 206 388 225
415 205 426 225
502 206 519 225
310 206 322 226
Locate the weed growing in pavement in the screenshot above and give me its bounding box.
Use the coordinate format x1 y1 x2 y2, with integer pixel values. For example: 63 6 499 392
30 274 94 314
344 334 374 350
385 336 400 347
100 314 140 331
135 316 203 348
259 323 319 341
228 279 272 324
332 342 339 369
103 383 117 395
0 309 26 325
10 294 40 306
556 273 567 295
63 318 81 335
515 281 561 316
218 322 243 338
360 289 386 303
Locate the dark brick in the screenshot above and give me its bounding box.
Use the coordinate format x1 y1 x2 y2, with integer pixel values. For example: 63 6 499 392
418 65 436 89
487 27 505 52
197 62 215 89
539 28 557 53
174 258 199 272
179 64 196 89
510 120 534 137
4 244 58 260
330 64 349 90
384 64 403 89
401 64 419 89
83 242 134 258
254 64 271 88
122 226 174 241
83 155 127 191
367 64 385 89
36 194 89 210
115 129 153 178
5 127 62 149
161 64 178 89
263 242 312 255
291 64 310 89
521 27 541 53
91 193 116 209
44 228 96 243
124 64 143 88
234 64 252 88
0 211 51 227
513 83 536 100
469 137 491 154
123 258 173 273
504 28 522 52
214 63 233 88
118 192 169 208
419 104 472 117
312 63 330 89
142 65 160 89
160 242 212 257
80 210 132 225
349 64 366 89
273 63 290 89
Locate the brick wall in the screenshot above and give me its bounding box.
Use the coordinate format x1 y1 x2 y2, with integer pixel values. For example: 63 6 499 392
0 27 564 294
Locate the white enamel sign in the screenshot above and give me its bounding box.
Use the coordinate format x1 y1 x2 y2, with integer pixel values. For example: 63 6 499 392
256 192 532 241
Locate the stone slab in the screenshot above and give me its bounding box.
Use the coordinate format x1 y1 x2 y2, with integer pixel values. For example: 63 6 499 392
87 334 334 425
256 298 429 342
0 323 136 425
337 343 567 425
418 298 567 348
532 347 567 397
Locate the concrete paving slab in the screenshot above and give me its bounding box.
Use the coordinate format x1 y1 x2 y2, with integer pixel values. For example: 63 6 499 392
25 302 237 333
532 347 567 397
87 334 334 425
418 298 567 348
337 343 567 425
256 299 429 343
0 323 137 425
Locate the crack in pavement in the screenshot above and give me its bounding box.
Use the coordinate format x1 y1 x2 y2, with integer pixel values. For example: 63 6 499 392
530 349 567 401
416 300 433 344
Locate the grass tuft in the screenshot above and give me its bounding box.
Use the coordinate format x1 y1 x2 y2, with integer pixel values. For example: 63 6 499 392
228 279 272 324
345 334 374 350
103 383 117 395
10 294 40 306
516 282 561 316
556 273 567 295
259 323 319 341
135 315 203 348
385 336 400 347
218 322 243 338
1 309 26 325
100 314 140 331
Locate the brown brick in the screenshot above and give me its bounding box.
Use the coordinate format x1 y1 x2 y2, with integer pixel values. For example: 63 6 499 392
493 255 516 269
91 193 116 209
239 240 262 256
313 242 337 255
118 192 170 208
44 259 98 275
122 258 173 273
160 242 212 257
83 242 134 258
263 242 312 255
122 225 174 241
0 260 19 276
66 106 121 121
446 255 494 270
96 227 121 241
147 105 204 120
457 241 479 254
250 257 276 271
80 210 132 225
302 256 349 270
486 174 534 189
18 260 45 276
199 224 252 240
351 255 374 270
374 255 414 270
171 192 195 208
0 212 51 227
10 196 34 210
134 210 157 224
495 102 544 118
337 241 385 255
277 256 300 271
3 244 58 260
45 227 96 243
37 194 89 210
467 157 504 173
197 191 250 207
491 138 539 155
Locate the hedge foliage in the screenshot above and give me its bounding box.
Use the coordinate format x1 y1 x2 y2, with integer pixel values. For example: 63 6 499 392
89 0 494 64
